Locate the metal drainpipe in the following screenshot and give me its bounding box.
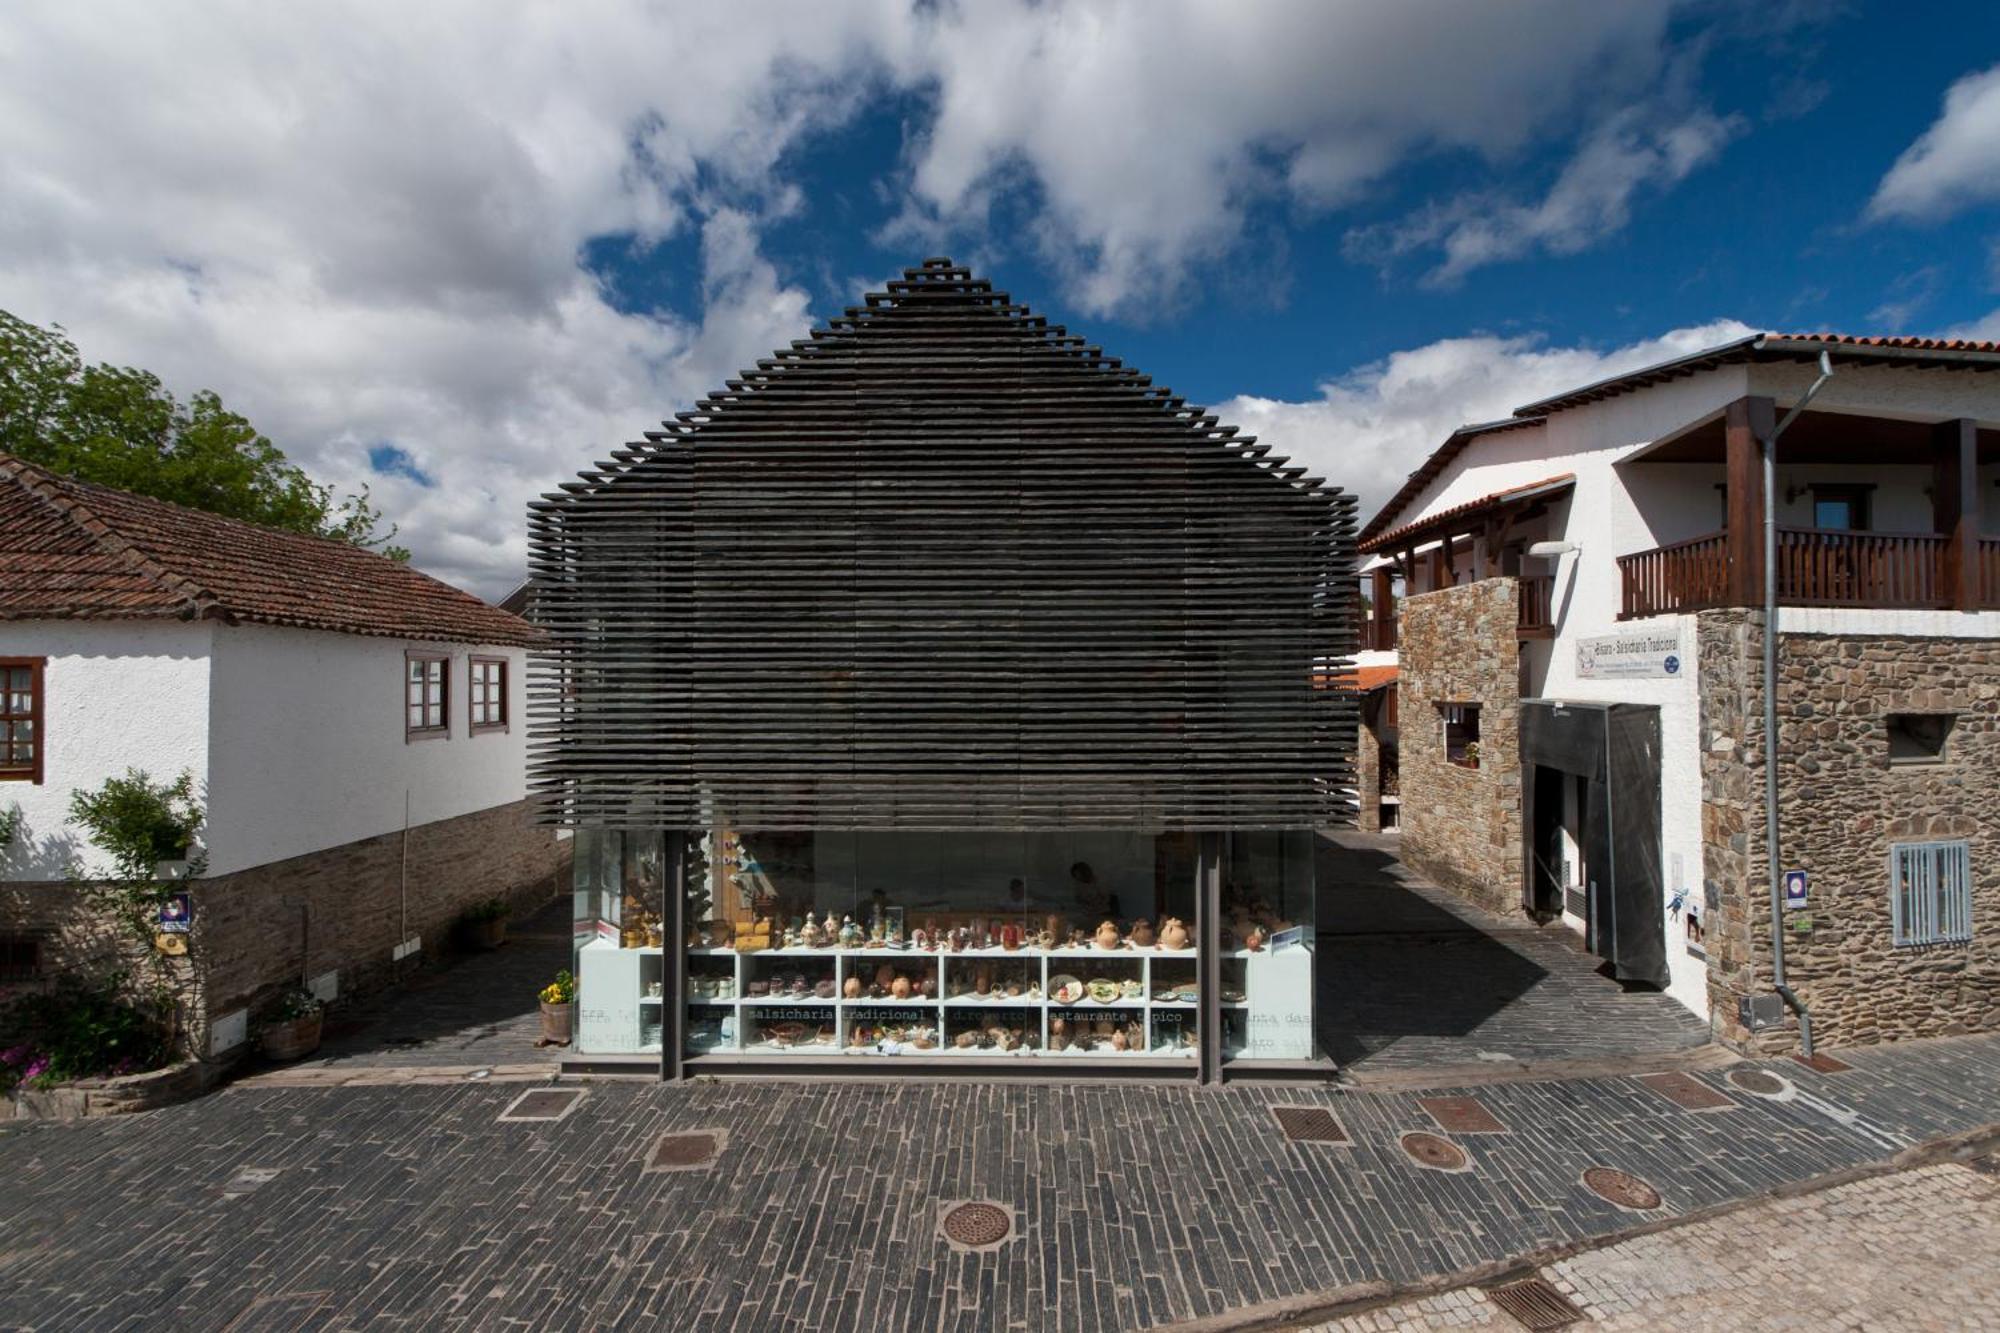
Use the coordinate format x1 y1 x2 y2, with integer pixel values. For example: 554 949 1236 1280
1761 351 1834 1059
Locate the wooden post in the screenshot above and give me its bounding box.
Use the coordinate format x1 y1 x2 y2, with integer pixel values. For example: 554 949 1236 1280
1370 566 1396 650
1933 418 1978 611
1724 397 1774 607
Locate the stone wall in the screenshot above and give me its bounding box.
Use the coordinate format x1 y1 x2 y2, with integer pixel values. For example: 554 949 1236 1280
1698 609 2000 1052
1398 580 1523 915
1355 709 1384 833
2 799 568 1058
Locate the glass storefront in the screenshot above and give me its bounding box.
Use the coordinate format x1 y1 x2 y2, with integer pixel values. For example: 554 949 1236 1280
572 828 1319 1069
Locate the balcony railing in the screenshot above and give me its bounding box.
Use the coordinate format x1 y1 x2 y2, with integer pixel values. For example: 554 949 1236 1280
1983 539 2000 609
1618 532 1729 619
1516 574 1555 638
1620 528 1967 618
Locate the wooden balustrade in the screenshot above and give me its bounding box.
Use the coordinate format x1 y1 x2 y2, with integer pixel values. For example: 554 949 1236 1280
1982 540 2000 610
1618 531 1729 619
1516 574 1555 638
1620 528 1963 618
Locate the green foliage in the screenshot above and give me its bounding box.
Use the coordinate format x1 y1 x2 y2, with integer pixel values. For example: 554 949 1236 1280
462 896 510 924
0 309 406 558
68 769 203 882
0 977 172 1093
255 986 323 1027
0 804 18 849
539 970 576 1005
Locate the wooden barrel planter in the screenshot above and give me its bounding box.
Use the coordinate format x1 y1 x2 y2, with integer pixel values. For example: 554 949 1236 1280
260 1012 324 1062
539 1002 573 1046
470 917 507 950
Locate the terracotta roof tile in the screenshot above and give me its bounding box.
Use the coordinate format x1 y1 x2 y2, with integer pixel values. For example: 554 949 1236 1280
0 453 537 646
1359 473 1574 554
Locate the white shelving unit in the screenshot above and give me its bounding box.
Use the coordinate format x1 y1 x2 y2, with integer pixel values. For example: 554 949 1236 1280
675 944 1219 1060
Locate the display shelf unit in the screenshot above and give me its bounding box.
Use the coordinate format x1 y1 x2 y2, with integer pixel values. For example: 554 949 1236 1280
668 944 1218 1060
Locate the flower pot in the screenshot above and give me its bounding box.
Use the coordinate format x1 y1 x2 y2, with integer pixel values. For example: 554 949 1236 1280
259 1012 323 1062
539 1001 573 1046
470 917 507 950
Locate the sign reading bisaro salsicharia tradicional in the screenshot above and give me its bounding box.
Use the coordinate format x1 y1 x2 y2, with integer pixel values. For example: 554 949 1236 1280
1576 628 1684 679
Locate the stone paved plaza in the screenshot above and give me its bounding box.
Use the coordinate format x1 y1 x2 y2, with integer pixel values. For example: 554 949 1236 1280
2 1034 1998 1330
1312 1159 2000 1331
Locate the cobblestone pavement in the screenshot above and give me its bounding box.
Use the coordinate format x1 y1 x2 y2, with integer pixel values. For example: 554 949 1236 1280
1316 835 1711 1076
2 1033 1997 1330
1310 1159 2000 1331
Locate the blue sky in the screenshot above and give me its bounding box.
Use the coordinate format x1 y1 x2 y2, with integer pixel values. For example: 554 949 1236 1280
2 2 1998 595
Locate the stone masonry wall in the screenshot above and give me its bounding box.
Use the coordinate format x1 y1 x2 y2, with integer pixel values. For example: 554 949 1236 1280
1398 580 1523 915
1355 715 1384 834
3 799 568 1057
1699 609 2000 1052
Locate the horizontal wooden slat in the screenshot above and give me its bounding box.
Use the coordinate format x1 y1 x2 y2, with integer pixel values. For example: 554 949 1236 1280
527 259 1356 830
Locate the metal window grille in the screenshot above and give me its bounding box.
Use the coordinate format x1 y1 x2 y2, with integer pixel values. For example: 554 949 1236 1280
1890 840 1972 947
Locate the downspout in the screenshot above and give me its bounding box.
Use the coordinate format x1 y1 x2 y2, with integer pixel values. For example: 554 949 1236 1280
1760 351 1834 1058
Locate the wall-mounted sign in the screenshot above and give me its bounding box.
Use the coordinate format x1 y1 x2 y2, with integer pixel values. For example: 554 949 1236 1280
1576 629 1684 679
157 892 193 933
1784 869 1808 910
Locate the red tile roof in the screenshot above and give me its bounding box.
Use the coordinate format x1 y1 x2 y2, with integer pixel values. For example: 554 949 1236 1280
1359 474 1575 554
1361 331 2000 545
0 452 537 646
1346 664 1398 692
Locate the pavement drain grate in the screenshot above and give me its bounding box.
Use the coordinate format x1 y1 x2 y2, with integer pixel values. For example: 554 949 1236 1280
938 1201 1015 1251
644 1129 726 1172
1637 1071 1736 1112
1582 1166 1663 1211
1486 1276 1584 1330
1419 1095 1507 1134
1271 1105 1350 1144
497 1088 585 1123
1400 1131 1471 1173
1792 1051 1853 1074
219 1167 283 1199
1728 1068 1789 1097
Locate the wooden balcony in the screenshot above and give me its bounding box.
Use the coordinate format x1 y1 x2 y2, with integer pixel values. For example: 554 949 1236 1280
1618 528 1990 618
1516 574 1555 638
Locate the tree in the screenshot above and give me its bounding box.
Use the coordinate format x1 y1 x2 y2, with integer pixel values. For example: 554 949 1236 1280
0 310 408 558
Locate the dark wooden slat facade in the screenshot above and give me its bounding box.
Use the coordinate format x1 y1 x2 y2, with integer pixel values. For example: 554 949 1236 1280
527 259 1356 832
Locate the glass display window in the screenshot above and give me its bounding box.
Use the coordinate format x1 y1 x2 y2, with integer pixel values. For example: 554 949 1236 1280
1219 830 1319 1063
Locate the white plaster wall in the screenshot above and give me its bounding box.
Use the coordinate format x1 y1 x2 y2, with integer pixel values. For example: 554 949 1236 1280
203 626 530 877
0 621 213 881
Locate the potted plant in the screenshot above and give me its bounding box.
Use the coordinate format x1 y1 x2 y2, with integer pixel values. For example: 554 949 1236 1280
461 897 510 950
538 970 575 1046
257 987 325 1061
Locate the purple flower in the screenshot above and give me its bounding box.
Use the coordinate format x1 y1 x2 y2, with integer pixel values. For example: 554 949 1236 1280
0 1043 29 1067
21 1056 50 1081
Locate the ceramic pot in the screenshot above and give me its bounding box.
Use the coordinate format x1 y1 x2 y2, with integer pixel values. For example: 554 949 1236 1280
1129 919 1156 949
538 1002 573 1046
843 976 863 999
1158 917 1191 951
890 975 913 1000
470 917 506 950
260 1012 323 1061
1094 920 1122 950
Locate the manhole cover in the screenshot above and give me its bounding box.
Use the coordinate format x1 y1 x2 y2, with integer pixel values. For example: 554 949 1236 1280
1271 1105 1350 1144
1400 1131 1470 1172
644 1129 726 1172
1486 1276 1583 1330
1419 1095 1507 1134
939 1201 1014 1251
1582 1166 1662 1211
498 1088 585 1123
218 1166 282 1199
1728 1068 1789 1097
1792 1051 1852 1074
1637 1071 1735 1112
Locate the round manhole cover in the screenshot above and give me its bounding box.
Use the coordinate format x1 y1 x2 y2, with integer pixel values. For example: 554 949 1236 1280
1729 1068 1788 1097
1583 1166 1662 1211
940 1201 1013 1249
1400 1132 1470 1172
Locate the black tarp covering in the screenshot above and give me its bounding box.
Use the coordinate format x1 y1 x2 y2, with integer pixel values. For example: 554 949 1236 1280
1519 699 1666 989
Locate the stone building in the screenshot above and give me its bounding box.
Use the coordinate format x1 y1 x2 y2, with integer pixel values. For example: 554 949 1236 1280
0 454 569 1058
1356 333 1999 1050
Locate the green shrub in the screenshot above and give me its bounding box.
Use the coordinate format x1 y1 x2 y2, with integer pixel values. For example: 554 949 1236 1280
462 896 510 924
0 978 172 1094
68 769 203 878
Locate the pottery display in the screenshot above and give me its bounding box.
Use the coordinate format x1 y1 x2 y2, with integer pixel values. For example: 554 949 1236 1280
1158 917 1191 951
1128 919 1156 949
1093 920 1122 951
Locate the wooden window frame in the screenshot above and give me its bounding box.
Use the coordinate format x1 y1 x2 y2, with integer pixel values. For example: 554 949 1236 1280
405 650 450 742
0 931 42 984
468 655 509 735
1809 482 1873 533
0 656 45 784
1439 701 1481 771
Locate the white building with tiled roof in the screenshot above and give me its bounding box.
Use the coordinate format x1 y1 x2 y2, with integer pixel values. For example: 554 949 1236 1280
0 454 567 1059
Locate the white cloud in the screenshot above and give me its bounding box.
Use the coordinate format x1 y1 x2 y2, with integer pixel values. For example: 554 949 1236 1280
1870 63 2000 223
1215 319 1756 527
1347 107 1742 286
0 0 1726 595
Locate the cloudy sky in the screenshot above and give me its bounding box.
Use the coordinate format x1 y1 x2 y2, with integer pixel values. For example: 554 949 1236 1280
2 2 1998 598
